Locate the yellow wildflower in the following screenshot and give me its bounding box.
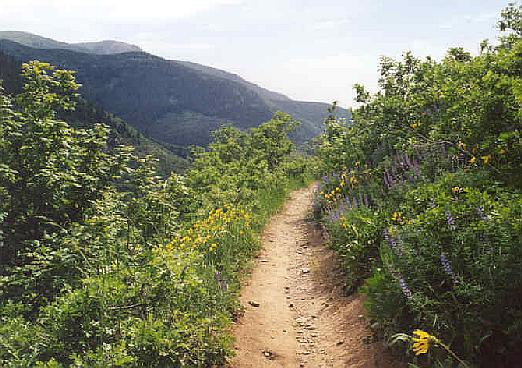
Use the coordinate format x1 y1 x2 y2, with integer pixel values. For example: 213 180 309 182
457 141 466 150
452 186 463 194
480 154 491 165
391 211 402 222
412 329 440 356
468 156 477 164
410 122 418 129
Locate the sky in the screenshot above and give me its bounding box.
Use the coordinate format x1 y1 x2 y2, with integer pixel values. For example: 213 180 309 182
0 0 512 107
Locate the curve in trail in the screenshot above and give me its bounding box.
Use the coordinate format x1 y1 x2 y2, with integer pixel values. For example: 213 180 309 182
229 186 401 368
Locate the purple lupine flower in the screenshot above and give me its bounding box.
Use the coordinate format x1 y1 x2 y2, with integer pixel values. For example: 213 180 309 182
353 196 358 208
383 171 389 187
358 193 364 207
321 175 329 184
383 228 403 256
404 153 412 169
384 228 390 243
440 252 456 282
384 169 393 189
363 193 369 207
215 271 228 291
398 276 413 299
344 197 352 209
476 206 488 221
412 157 421 176
446 210 456 229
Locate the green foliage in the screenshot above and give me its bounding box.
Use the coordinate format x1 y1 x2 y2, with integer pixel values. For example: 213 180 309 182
316 6 522 367
0 61 314 366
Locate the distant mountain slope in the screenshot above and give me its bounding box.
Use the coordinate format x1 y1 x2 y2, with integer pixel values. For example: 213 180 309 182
0 50 188 175
0 33 351 146
0 31 142 54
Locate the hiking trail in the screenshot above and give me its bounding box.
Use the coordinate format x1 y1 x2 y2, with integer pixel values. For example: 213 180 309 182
229 186 401 367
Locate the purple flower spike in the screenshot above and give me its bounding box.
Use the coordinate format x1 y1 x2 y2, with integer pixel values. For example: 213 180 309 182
446 210 456 230
405 153 412 168
477 207 487 221
398 276 413 299
440 252 457 284
353 196 358 208
363 193 369 207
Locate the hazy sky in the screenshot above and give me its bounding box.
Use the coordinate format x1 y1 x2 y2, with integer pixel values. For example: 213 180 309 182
0 0 511 107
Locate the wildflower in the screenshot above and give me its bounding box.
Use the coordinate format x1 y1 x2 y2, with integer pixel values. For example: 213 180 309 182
451 186 463 195
398 276 412 299
410 122 418 129
391 211 402 222
468 156 477 164
445 210 455 229
383 171 391 188
412 329 439 355
480 154 492 165
404 154 412 168
363 193 370 207
476 206 488 221
384 228 403 256
440 252 456 280
457 141 466 150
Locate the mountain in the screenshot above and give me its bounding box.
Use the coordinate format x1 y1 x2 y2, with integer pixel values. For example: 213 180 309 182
0 31 142 54
0 32 351 147
0 51 188 175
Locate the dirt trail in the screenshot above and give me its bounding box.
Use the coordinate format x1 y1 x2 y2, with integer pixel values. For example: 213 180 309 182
229 186 400 368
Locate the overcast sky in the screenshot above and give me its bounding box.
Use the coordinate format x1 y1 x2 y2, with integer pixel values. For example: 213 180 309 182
0 0 511 107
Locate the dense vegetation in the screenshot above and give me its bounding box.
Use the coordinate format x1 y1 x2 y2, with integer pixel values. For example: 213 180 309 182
0 33 351 148
0 61 314 366
315 5 521 368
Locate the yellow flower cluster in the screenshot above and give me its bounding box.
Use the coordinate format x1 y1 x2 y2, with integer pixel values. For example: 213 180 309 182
391 211 403 222
320 171 358 204
452 186 464 194
412 329 440 355
165 206 252 253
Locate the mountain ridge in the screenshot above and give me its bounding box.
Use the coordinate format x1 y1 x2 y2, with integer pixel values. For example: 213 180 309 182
0 32 351 147
0 31 142 54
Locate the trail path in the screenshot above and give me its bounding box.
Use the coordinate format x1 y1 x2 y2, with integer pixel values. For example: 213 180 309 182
229 186 400 368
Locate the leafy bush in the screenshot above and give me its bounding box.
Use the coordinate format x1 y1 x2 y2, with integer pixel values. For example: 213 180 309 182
315 5 522 367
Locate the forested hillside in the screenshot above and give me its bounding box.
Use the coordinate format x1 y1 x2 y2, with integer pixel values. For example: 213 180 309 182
0 51 188 175
0 33 351 147
0 60 315 366
315 5 521 367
